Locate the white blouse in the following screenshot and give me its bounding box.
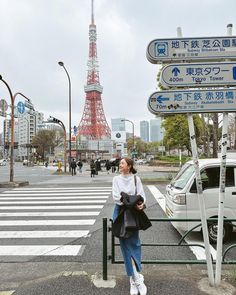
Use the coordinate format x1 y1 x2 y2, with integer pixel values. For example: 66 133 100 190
112 174 146 205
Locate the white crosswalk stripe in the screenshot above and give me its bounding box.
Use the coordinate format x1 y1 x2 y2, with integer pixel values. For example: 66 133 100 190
147 185 217 261
0 186 111 258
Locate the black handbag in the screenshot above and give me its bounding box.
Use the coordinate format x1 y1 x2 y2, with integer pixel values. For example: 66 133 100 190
112 175 151 238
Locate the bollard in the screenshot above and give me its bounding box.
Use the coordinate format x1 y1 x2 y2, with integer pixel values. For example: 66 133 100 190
103 218 108 280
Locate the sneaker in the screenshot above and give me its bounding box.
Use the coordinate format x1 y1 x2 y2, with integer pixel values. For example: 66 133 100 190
135 274 147 295
130 277 138 295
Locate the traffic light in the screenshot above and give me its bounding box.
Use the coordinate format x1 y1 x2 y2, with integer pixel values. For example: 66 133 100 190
53 118 60 123
48 116 60 124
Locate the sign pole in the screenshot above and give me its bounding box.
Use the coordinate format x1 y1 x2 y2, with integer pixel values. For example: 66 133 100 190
215 112 228 286
215 24 232 286
177 24 214 288
187 114 215 286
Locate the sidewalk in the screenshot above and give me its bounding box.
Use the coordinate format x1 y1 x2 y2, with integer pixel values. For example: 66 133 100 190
1 262 235 295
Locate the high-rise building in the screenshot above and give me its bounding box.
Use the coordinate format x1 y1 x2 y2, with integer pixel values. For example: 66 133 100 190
18 111 44 159
140 120 149 142
111 118 125 131
111 118 126 143
111 118 127 157
150 118 163 142
78 0 110 139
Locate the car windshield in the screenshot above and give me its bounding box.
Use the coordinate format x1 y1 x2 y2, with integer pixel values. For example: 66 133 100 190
171 163 195 189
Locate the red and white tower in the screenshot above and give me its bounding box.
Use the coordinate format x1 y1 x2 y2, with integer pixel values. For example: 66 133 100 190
78 0 111 139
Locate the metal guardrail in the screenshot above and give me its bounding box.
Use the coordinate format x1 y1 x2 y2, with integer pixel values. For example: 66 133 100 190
102 217 236 280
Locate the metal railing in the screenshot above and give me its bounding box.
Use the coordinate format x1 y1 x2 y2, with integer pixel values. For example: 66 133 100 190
102 217 236 280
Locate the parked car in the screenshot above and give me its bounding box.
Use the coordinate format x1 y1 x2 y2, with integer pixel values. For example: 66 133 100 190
0 159 7 166
165 158 236 243
136 159 147 165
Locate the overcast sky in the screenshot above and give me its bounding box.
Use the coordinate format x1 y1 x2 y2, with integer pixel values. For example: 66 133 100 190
0 0 235 136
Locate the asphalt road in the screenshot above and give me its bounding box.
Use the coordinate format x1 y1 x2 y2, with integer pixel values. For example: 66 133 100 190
0 168 236 294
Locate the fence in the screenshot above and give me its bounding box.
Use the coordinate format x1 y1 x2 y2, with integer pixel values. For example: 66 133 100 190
102 217 236 280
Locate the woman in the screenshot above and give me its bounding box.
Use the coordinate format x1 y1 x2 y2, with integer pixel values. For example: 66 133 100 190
112 157 147 295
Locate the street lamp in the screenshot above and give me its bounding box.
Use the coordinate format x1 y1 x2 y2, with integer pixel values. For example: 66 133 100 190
0 75 31 182
58 61 72 172
121 119 135 158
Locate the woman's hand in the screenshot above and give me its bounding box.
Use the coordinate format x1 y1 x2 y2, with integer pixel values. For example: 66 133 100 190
135 202 145 211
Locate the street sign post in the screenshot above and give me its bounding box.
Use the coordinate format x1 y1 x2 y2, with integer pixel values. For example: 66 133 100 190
17 101 25 114
147 36 236 64
160 62 236 88
148 89 236 115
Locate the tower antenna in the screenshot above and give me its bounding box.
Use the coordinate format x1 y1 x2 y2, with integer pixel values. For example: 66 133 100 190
91 0 94 24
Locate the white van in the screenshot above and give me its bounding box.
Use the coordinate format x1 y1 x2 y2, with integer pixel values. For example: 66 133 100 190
0 159 7 166
165 158 236 243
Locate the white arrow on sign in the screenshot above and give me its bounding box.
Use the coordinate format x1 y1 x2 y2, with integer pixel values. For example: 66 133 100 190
160 62 236 88
148 89 236 115
147 36 236 64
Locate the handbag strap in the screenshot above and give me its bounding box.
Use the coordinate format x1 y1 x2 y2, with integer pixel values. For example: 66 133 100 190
134 175 137 195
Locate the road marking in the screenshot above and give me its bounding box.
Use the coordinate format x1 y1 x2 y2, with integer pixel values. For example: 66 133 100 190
147 185 217 261
0 196 109 200
12 187 112 191
147 185 166 211
0 230 89 238
0 219 96 226
0 200 106 204
0 185 111 258
0 205 104 210
0 192 110 196
0 211 100 217
0 245 83 256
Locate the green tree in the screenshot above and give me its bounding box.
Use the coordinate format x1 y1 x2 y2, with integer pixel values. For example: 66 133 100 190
162 114 203 155
32 129 57 161
126 137 148 157
146 141 160 155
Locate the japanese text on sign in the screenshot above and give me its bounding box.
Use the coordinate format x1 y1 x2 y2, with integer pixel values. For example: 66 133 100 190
148 89 236 115
147 36 236 63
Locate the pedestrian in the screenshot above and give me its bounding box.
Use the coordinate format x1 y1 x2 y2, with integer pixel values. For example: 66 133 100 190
70 159 77 176
112 157 148 295
77 160 83 173
105 160 111 174
111 160 116 173
95 159 100 175
90 160 96 177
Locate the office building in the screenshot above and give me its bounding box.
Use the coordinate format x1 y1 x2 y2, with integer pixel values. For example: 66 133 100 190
150 118 164 142
140 120 149 142
111 118 127 157
18 111 44 160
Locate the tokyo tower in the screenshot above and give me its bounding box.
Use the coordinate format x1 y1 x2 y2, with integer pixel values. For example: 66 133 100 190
77 0 111 139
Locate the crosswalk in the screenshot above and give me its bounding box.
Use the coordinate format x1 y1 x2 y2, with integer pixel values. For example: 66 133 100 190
0 186 111 259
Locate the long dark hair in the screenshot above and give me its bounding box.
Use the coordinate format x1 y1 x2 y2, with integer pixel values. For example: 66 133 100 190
123 157 137 174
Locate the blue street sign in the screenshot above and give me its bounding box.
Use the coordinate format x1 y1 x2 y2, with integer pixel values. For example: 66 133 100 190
148 89 236 115
156 95 169 103
160 62 236 88
147 36 236 64
233 67 236 80
17 101 25 114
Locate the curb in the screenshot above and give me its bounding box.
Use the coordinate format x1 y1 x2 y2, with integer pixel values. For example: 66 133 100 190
0 181 29 188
